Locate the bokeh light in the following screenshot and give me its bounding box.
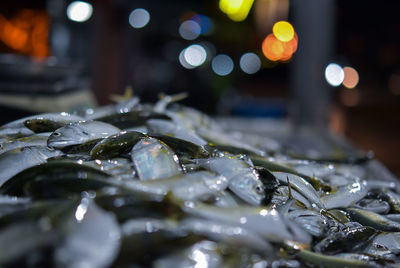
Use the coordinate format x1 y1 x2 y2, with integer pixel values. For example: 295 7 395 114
219 0 255 22
211 54 234 76
325 63 344 87
342 67 359 89
272 21 294 42
179 20 201 40
179 49 195 69
239 52 261 74
261 33 297 62
129 8 150 29
191 14 212 35
182 44 207 68
66 1 93 22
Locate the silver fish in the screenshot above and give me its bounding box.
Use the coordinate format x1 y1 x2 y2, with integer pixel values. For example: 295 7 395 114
55 198 121 268
146 119 208 147
125 171 228 200
0 112 84 137
130 137 182 180
84 97 140 120
272 172 323 209
180 218 273 253
0 146 62 186
271 186 311 208
154 240 222 268
322 181 368 209
197 156 266 206
182 201 311 244
289 210 329 237
346 208 400 232
47 121 120 149
366 232 400 255
0 133 50 155
196 127 267 157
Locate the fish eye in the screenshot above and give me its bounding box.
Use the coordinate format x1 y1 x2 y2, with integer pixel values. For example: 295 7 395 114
53 132 61 137
255 185 264 194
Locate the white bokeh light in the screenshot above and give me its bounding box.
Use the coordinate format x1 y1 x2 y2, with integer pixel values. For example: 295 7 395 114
179 49 194 69
325 63 344 87
179 20 201 40
211 54 234 76
67 1 93 22
239 53 261 74
183 45 207 67
129 8 150 28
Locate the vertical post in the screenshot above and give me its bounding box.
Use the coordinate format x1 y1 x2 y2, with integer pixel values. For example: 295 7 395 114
290 0 335 129
91 1 132 105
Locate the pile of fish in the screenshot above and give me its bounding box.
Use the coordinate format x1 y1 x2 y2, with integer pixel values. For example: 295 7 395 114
0 93 400 268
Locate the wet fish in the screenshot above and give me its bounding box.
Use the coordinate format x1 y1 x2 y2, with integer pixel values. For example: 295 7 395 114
181 201 311 244
146 119 208 147
0 112 84 137
131 137 182 180
90 131 146 159
179 218 273 253
0 160 112 197
322 180 368 209
346 208 400 232
197 155 266 206
0 132 50 155
0 146 62 187
47 121 120 150
55 198 120 268
124 171 228 201
272 172 323 209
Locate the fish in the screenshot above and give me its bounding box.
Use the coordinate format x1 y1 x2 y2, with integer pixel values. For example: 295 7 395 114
131 137 182 180
0 112 84 137
146 119 208 147
90 131 146 159
272 172 323 209
0 132 50 155
313 225 376 254
284 241 376 268
197 155 266 206
55 198 121 268
47 121 120 150
322 181 368 209
124 171 229 201
0 160 112 197
0 146 63 187
179 218 273 253
181 201 311 244
346 208 400 232
95 110 171 129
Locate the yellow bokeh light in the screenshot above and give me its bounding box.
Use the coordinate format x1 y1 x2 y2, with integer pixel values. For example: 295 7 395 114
342 67 359 89
272 21 294 42
219 0 255 22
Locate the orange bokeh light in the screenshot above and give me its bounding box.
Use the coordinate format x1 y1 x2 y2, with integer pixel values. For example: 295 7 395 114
0 9 49 58
342 67 359 89
262 32 298 62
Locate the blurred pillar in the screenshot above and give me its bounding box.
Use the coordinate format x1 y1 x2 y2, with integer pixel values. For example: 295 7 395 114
290 0 335 128
91 1 132 105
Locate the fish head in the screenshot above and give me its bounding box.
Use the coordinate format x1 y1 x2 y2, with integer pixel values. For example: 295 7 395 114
47 124 86 148
231 174 266 206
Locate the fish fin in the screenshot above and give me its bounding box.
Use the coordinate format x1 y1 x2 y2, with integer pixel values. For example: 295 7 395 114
110 86 134 103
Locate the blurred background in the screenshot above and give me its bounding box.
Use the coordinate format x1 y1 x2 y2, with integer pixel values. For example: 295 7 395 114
0 0 399 174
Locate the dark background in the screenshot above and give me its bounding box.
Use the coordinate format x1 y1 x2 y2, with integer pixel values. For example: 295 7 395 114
0 0 399 175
